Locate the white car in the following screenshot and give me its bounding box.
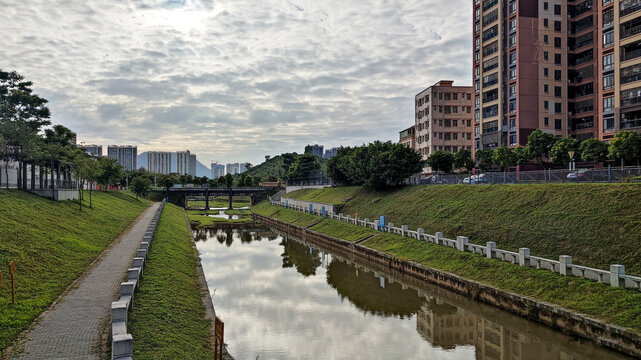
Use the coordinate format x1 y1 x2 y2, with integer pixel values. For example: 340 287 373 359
463 174 488 184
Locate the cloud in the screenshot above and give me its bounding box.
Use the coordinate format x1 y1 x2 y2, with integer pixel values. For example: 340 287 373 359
0 0 472 165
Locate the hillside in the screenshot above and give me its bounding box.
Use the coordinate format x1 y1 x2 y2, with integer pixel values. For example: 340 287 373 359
243 155 286 179
283 184 641 274
0 190 151 352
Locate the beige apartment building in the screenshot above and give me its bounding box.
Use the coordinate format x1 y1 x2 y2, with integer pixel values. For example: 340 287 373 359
414 80 474 173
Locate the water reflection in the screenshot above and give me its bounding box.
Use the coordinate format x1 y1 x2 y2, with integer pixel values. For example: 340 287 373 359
195 225 631 360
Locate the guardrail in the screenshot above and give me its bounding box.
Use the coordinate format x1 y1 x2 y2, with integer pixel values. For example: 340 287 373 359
110 201 165 360
269 200 641 292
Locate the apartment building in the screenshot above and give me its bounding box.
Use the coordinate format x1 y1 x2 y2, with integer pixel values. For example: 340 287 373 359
107 145 137 171
147 151 172 174
77 144 102 157
399 125 416 148
474 0 641 149
211 162 225 179
177 150 197 176
414 81 474 172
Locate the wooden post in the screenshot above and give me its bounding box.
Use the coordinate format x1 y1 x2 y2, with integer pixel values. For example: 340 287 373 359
9 261 16 304
215 316 224 360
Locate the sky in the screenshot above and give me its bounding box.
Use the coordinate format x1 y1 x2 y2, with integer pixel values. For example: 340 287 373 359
0 0 472 167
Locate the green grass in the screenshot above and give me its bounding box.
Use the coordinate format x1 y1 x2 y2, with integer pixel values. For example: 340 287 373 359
253 202 321 228
309 219 375 242
284 184 641 274
254 201 641 333
129 204 215 359
225 209 252 216
186 211 253 227
186 197 251 209
0 189 151 352
285 186 361 205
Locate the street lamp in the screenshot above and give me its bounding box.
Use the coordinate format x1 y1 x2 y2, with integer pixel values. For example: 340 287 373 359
568 150 575 171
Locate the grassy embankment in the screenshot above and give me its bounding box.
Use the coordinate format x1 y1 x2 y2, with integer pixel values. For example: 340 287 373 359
128 203 216 359
254 184 641 333
186 196 251 209
186 208 254 228
0 190 151 353
285 184 641 274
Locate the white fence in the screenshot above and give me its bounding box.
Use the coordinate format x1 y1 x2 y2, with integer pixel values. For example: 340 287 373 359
110 201 165 360
269 199 641 291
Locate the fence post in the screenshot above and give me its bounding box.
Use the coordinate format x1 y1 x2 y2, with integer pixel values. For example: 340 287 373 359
608 164 611 183
456 236 468 251
503 171 506 184
610 265 625 288
548 168 552 183
435 232 443 245
486 242 496 259
388 222 394 233
418 228 424 240
519 248 530 266
559 255 572 276
402 225 408 237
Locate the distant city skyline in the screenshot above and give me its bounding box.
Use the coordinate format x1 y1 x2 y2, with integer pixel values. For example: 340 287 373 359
1 0 472 166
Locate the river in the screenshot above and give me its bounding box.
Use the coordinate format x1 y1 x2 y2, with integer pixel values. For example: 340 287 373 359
193 224 630 360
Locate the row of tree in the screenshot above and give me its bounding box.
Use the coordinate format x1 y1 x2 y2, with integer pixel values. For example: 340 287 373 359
326 141 425 189
427 129 641 173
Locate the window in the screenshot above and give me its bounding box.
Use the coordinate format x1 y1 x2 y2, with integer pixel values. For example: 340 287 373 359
509 133 517 146
544 18 549 27
554 37 561 48
467 93 471 100
467 133 472 140
509 118 516 129
603 54 614 72
544 35 549 43
445 119 451 127
555 102 562 114
554 53 562 64
603 74 614 89
555 86 562 97
544 117 549 126
453 120 458 127
467 120 471 127
453 93 458 100
509 84 516 97
555 118 562 129
510 68 517 80
544 84 549 93
604 97 614 112
603 30 614 47
555 70 562 81
509 19 516 32
544 51 549 60
544 100 549 109
453 133 458 140
544 67 549 76
444 93 451 100
554 21 561 32
509 34 517 47
509 52 516 65
554 4 561 15
544 2 548 10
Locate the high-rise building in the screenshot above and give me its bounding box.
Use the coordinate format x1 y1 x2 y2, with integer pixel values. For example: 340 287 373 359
107 145 137 171
211 163 225 179
414 81 474 172
226 163 240 175
305 144 324 158
147 151 172 174
239 163 248 173
473 0 641 149
177 150 196 176
324 147 340 159
77 144 102 157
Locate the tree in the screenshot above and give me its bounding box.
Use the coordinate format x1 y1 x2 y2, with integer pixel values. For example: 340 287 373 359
427 151 454 173
526 130 557 165
281 153 298 180
267 175 278 182
96 157 124 190
453 149 475 172
207 178 218 188
244 175 254 187
609 130 641 166
475 148 494 171
236 173 247 187
265 155 271 162
288 153 320 180
326 147 354 186
252 176 262 187
224 173 234 188
579 138 609 165
492 146 517 171
131 176 151 199
550 136 578 166
513 146 530 166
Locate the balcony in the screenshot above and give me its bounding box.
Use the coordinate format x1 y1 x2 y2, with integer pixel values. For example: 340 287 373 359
621 20 641 39
622 47 641 62
483 78 499 87
621 109 641 128
622 95 641 107
482 0 498 12
621 0 641 17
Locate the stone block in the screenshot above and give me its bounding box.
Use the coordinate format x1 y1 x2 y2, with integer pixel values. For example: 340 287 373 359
140 242 150 251
132 257 144 269
137 249 147 259
112 333 134 360
519 248 530 267
559 255 572 276
402 225 408 237
111 301 128 323
486 242 496 259
127 268 141 282
435 232 443 245
111 321 127 337
120 281 136 297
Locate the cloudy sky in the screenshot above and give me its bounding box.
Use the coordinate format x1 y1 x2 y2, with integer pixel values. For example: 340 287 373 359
1 0 471 166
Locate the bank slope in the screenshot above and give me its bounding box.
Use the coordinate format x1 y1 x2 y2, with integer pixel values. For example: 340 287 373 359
0 189 151 352
253 201 641 335
128 203 216 359
285 184 641 274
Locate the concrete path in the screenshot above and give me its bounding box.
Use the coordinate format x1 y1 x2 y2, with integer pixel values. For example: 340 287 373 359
11 202 161 360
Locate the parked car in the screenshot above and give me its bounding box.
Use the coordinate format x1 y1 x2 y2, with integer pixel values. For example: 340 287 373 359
463 174 488 184
567 169 588 181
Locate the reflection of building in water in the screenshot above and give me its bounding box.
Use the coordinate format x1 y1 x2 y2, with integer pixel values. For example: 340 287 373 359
416 297 477 350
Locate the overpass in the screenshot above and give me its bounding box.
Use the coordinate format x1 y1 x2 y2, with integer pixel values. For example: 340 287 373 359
166 187 268 208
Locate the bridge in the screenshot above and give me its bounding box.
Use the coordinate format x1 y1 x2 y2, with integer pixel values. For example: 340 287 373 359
166 187 268 209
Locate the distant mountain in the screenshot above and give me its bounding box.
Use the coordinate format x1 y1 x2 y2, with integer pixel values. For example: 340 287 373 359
137 152 211 177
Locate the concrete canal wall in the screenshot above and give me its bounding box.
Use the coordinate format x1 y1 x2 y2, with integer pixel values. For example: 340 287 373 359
254 213 641 358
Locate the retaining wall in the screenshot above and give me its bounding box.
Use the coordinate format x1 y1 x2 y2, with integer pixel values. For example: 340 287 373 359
110 201 165 360
254 213 641 358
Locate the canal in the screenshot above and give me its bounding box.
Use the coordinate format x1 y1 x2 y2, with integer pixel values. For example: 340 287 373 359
194 224 630 360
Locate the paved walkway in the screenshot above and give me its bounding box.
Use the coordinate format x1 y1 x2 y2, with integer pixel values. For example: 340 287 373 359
12 203 161 360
